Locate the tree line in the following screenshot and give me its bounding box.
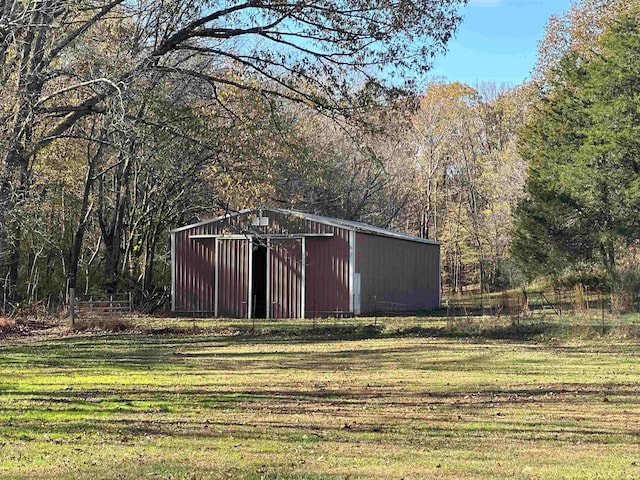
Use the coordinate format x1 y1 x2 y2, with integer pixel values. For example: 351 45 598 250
1 0 639 313
0 0 467 310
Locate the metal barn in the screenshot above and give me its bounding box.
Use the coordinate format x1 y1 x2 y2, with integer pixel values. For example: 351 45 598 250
171 208 441 318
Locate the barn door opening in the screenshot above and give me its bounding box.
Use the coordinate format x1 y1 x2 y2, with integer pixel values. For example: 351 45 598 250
252 243 267 318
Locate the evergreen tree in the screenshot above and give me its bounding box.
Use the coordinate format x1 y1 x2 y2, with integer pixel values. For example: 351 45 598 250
513 10 640 290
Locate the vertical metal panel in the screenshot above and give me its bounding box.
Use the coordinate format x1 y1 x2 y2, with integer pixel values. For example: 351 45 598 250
304 226 351 316
171 232 176 312
266 238 271 319
214 238 219 317
354 273 361 314
349 230 355 313
355 232 441 313
269 238 302 318
174 230 215 312
301 237 306 318
218 239 250 318
248 238 253 319
438 247 442 308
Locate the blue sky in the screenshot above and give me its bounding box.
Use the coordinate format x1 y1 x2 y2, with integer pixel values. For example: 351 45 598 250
429 0 574 86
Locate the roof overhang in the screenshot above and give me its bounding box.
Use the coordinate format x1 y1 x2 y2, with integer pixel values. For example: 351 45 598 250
189 233 334 240
172 206 441 246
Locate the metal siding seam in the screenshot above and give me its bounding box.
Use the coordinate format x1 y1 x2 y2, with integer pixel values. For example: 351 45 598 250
301 237 306 318
232 240 236 317
288 243 293 318
181 233 186 311
266 238 271 320
187 234 192 311
207 238 211 315
293 241 298 317
226 241 231 316
277 242 281 318
349 229 355 314
437 246 442 308
171 232 175 312
279 242 283 317
275 244 279 318
235 241 240 317
234 241 238 316
273 243 279 318
214 238 219 317
197 240 202 311
248 237 253 319
222 240 227 316
279 244 283 318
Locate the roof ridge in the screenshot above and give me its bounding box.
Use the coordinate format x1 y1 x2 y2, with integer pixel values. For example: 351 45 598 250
172 206 441 245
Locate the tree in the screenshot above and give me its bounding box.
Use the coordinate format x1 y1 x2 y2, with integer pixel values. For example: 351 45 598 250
403 81 527 293
514 10 640 297
534 0 637 82
0 0 469 308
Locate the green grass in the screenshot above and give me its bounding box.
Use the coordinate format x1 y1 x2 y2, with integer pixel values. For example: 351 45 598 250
1 316 639 479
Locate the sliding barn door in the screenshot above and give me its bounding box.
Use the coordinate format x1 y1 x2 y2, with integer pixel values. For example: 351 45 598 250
269 239 303 318
217 239 250 318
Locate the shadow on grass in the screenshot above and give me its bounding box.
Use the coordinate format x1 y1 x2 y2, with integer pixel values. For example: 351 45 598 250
227 320 624 342
2 380 638 446
0 318 637 375
394 322 561 341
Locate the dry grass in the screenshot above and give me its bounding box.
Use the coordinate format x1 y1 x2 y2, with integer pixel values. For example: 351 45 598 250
71 315 134 332
0 317 14 328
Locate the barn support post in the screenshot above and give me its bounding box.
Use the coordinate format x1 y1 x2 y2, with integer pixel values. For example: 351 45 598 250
170 232 176 312
214 238 219 317
301 237 306 319
349 230 355 315
247 237 253 320
266 238 271 320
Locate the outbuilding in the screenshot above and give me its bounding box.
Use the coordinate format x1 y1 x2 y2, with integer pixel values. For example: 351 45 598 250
171 207 441 318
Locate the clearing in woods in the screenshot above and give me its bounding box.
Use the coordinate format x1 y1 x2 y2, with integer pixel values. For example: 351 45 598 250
0 316 639 479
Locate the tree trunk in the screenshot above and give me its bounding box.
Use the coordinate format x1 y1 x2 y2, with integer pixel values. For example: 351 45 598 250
0 147 31 307
67 159 97 292
0 178 9 308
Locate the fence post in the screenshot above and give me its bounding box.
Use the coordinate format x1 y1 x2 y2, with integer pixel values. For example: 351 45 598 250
69 288 76 326
373 295 377 327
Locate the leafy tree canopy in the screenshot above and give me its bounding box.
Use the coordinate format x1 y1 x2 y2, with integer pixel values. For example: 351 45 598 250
514 9 640 286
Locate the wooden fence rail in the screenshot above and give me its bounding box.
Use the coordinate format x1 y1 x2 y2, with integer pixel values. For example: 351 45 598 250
69 290 132 325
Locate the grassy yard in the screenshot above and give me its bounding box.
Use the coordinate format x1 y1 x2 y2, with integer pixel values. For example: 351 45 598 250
0 316 639 479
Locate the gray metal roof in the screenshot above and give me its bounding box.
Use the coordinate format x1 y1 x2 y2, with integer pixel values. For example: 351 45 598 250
172 207 441 246
270 208 441 246
170 208 253 233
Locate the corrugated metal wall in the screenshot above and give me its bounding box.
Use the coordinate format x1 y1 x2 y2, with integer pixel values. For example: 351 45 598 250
304 232 351 316
173 232 215 313
356 233 440 313
177 209 454 318
218 239 250 318
269 239 302 318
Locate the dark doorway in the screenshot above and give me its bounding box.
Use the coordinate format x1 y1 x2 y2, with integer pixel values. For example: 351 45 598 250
252 243 267 318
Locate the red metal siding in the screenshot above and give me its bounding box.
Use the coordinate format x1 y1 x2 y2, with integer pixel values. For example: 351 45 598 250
269 239 302 318
174 231 215 312
355 232 440 313
173 210 353 318
218 239 250 318
304 229 351 316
